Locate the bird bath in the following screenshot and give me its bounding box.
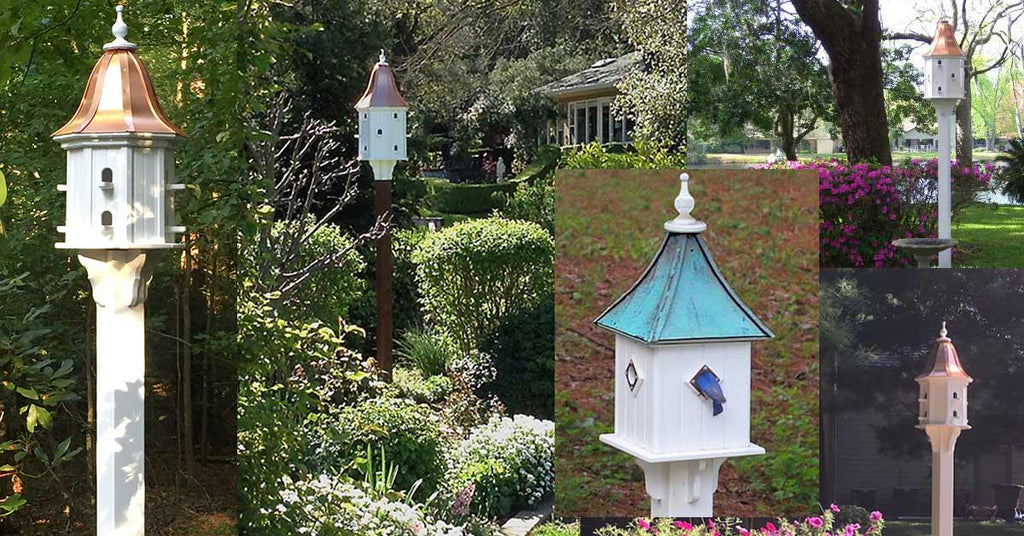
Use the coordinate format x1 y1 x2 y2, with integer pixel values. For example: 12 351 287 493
892 238 957 268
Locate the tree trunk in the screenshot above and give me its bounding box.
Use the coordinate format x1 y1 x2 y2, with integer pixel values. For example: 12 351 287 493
180 242 194 475
956 72 974 164
201 247 216 462
792 0 892 165
778 108 798 161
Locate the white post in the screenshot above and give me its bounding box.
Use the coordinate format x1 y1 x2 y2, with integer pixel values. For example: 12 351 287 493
637 458 726 517
78 250 159 536
924 425 961 536
936 100 955 268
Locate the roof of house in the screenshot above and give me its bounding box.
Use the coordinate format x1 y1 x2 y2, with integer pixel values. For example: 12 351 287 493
594 232 773 344
53 7 183 138
536 52 642 98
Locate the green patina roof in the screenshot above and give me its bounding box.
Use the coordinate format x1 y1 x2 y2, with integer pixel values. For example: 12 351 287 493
594 232 773 344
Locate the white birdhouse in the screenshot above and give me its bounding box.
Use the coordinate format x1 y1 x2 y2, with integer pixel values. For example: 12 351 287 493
356 51 408 181
52 6 185 251
917 322 972 429
595 173 773 517
923 20 966 101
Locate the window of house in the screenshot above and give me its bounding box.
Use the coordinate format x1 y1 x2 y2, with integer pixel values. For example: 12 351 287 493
601 103 611 144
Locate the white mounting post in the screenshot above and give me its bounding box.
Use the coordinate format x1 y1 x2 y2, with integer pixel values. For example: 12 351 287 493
923 425 962 536
936 100 955 268
79 250 160 536
637 458 726 517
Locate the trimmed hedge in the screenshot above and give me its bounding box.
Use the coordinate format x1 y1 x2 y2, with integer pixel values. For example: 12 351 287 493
480 296 555 419
413 218 554 352
424 178 517 215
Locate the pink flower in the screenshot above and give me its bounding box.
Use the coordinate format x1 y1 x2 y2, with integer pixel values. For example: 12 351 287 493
807 517 824 528
738 528 750 536
762 522 777 534
870 511 883 523
637 519 652 532
673 521 693 531
844 523 861 536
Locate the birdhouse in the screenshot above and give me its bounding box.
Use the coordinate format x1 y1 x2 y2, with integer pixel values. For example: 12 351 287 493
916 322 972 429
356 51 408 180
52 6 185 251
595 173 773 516
923 20 966 101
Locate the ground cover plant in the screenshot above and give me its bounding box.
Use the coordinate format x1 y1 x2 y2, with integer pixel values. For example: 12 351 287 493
554 169 819 517
592 508 885 536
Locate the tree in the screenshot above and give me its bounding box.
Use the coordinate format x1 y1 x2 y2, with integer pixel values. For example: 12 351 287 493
689 0 836 160
792 0 893 164
972 58 1017 149
613 0 689 150
887 0 1024 163
883 45 935 148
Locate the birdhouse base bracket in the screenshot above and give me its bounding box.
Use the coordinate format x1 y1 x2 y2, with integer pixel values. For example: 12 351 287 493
600 434 764 516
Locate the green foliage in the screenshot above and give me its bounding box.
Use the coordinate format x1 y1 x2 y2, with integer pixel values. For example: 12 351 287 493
322 397 446 496
562 141 686 169
447 415 554 518
614 0 688 149
395 327 455 377
479 297 554 419
495 178 555 234
391 368 454 405
532 521 581 536
270 217 367 326
237 293 381 530
424 178 518 215
997 138 1024 204
835 505 872 528
414 218 554 352
883 45 933 145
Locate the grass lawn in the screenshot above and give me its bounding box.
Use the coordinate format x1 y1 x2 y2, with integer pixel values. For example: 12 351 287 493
884 521 1024 535
953 205 1024 268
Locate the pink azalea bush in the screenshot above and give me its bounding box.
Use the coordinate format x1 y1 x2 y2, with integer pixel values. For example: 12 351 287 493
759 158 992 268
611 507 885 536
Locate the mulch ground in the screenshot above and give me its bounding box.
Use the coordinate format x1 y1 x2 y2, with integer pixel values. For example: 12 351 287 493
554 169 820 518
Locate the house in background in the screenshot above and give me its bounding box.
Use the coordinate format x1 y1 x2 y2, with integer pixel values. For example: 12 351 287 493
740 124 840 155
536 53 640 146
894 123 937 152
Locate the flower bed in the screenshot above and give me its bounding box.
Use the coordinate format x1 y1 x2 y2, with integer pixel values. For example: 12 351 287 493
605 506 885 536
764 159 992 267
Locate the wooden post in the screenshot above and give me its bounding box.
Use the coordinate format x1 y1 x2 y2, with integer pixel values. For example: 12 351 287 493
375 179 394 380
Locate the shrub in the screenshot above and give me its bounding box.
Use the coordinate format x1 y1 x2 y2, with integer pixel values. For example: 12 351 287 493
834 504 872 528
495 178 555 234
769 158 992 267
561 140 686 169
996 137 1024 204
446 415 555 517
272 473 467 536
425 179 517 215
594 511 885 536
320 397 446 496
392 367 454 404
267 217 367 325
532 521 580 536
441 351 504 434
414 218 553 352
479 297 554 419
395 327 455 377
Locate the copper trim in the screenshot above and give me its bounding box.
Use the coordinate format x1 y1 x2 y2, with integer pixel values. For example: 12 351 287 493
52 49 184 137
916 334 973 381
355 62 407 109
927 20 965 58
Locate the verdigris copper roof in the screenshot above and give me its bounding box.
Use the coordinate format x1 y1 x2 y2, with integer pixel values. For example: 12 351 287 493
595 232 773 344
537 52 642 97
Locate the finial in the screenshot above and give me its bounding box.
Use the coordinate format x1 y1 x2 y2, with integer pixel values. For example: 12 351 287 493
379 49 387 64
664 173 707 233
939 321 948 338
104 5 136 51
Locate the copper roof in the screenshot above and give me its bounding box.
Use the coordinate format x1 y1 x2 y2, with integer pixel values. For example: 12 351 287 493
926 20 965 58
355 52 407 109
916 323 973 381
52 9 183 138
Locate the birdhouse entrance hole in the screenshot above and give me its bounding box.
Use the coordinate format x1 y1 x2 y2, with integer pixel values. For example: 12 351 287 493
101 211 113 226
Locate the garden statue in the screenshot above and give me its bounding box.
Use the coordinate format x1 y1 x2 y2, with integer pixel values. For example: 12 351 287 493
916 322 972 536
924 19 965 268
357 50 408 379
52 6 186 535
594 173 773 517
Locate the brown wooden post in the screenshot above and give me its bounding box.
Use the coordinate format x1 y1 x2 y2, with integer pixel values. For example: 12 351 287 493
375 179 394 380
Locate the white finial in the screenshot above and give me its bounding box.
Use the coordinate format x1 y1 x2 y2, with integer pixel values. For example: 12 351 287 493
664 173 707 233
104 5 136 51
939 321 948 338
379 50 387 64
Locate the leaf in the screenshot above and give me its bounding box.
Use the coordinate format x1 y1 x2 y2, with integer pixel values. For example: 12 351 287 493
32 446 48 465
54 437 70 461
15 386 37 400
0 168 6 207
25 404 51 433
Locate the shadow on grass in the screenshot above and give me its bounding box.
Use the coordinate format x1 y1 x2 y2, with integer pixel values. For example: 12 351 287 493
954 205 1024 268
